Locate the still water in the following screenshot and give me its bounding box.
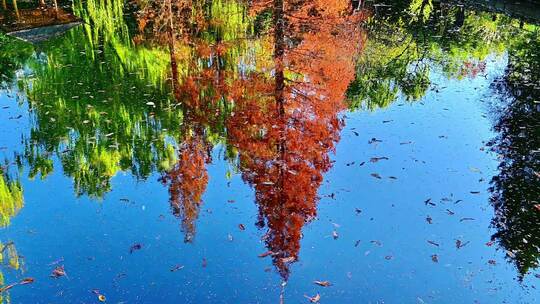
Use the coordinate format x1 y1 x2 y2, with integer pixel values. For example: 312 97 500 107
0 0 539 303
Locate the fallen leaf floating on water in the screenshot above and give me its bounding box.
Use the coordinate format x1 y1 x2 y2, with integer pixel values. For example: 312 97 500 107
314 280 331 287
431 255 439 263
488 260 497 265
370 173 382 179
424 199 436 206
370 240 382 247
427 240 440 247
426 216 433 224
370 157 389 163
354 240 361 247
385 255 393 260
0 278 35 293
170 265 184 272
19 278 34 285
258 251 274 258
486 241 495 247
305 293 321 303
238 224 246 231
456 240 470 249
91 290 106 302
51 265 66 278
129 243 142 254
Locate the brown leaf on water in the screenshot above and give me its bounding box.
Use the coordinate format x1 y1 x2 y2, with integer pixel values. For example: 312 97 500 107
129 243 142 254
456 240 470 249
258 251 274 258
431 254 439 263
368 138 382 144
370 173 382 179
19 278 34 285
424 198 436 206
427 240 440 247
170 265 184 272
314 280 331 287
370 157 389 163
304 293 321 303
370 240 382 247
51 265 66 278
0 283 17 293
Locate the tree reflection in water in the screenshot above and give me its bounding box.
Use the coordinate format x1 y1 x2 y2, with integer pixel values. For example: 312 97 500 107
0 0 539 288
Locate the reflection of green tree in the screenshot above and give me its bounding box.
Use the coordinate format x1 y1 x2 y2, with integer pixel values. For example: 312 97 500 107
17 0 183 198
0 171 23 227
0 169 24 303
0 33 33 91
489 27 540 278
0 241 22 304
13 0 254 199
347 1 520 111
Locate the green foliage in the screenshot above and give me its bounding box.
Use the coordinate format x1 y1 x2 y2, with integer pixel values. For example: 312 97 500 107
347 1 523 111
0 172 23 228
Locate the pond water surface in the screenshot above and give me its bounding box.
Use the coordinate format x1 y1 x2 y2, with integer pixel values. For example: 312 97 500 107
0 0 539 303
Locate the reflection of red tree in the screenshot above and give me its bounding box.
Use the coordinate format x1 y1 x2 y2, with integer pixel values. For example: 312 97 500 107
160 130 211 243
229 0 365 279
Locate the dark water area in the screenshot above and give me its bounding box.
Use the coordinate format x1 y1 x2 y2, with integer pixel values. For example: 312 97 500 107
0 0 539 303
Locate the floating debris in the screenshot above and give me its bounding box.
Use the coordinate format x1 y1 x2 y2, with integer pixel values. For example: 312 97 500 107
314 280 331 287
